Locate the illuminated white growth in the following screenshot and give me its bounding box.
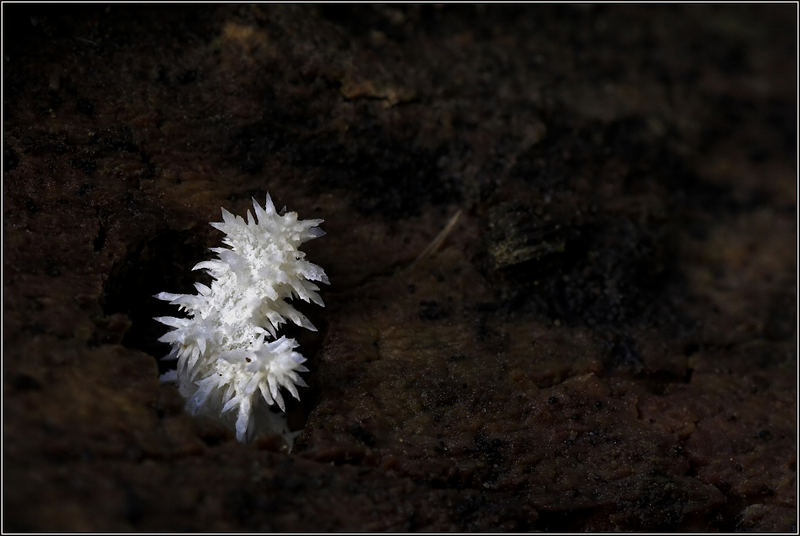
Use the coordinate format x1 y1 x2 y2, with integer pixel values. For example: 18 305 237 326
155 194 327 442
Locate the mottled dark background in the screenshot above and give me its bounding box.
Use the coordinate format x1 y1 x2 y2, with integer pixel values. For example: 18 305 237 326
3 4 796 531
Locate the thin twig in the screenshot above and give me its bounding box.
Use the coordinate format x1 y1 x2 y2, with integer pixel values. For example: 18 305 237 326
410 209 463 268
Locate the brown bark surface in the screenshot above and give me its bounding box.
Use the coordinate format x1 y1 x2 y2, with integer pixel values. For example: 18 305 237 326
3 5 796 531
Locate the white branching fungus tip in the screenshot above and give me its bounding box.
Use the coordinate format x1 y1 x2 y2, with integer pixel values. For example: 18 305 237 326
155 194 327 442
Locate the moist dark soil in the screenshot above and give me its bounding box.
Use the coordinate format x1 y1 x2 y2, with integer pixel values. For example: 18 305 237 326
3 4 796 531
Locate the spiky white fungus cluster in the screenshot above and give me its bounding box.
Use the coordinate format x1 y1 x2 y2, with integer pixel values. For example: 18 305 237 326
155 194 327 442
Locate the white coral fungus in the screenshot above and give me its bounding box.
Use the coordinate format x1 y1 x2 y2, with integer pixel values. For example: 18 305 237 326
155 194 327 442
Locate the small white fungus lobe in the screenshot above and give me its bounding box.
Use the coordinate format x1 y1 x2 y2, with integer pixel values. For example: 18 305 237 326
155 194 327 442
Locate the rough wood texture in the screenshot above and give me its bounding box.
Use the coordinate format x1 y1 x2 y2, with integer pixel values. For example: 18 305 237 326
3 5 796 531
